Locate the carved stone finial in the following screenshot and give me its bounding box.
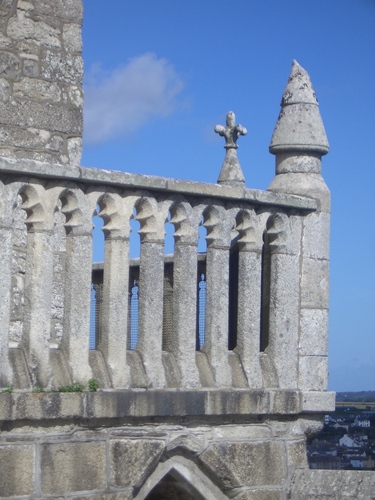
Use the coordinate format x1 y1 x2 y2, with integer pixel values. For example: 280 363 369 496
215 111 247 150
215 111 247 187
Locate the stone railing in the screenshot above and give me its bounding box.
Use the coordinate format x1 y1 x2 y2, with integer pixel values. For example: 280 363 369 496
0 155 333 414
0 50 347 499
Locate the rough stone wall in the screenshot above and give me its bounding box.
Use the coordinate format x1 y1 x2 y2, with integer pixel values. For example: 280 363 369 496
1 412 373 499
0 0 83 165
0 415 316 499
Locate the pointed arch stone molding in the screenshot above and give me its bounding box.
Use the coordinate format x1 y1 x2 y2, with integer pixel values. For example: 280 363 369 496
135 456 227 500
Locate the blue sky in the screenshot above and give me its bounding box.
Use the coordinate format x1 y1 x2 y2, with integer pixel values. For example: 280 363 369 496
81 0 375 392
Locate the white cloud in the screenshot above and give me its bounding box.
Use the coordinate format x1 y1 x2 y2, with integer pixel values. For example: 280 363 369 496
83 53 184 145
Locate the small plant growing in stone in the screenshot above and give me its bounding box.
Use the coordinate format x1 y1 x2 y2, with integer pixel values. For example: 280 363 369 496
58 382 83 393
32 387 44 393
2 386 13 394
88 378 99 392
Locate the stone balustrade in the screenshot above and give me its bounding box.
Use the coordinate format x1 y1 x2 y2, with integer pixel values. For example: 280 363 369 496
0 155 333 414
0 2 358 496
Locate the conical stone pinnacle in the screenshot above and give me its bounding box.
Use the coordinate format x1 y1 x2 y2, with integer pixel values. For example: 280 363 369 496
269 60 329 155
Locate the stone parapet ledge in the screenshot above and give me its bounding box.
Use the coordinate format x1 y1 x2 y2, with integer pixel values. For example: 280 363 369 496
0 389 335 422
0 156 317 210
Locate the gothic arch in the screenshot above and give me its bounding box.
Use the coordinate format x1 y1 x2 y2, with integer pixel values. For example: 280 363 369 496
135 456 227 500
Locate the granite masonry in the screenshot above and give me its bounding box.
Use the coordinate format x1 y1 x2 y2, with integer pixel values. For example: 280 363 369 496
0 1 374 499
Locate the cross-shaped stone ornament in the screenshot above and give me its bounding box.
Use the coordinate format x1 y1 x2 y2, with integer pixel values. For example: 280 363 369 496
215 111 247 187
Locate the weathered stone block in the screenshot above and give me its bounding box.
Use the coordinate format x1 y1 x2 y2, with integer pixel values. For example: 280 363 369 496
287 439 308 469
0 78 10 101
14 77 61 101
298 355 328 391
7 12 61 48
11 391 87 419
199 441 287 489
41 441 106 494
34 0 83 22
166 433 205 455
67 84 83 107
272 390 301 414
0 444 35 497
4 147 70 164
301 390 335 412
302 211 330 260
299 308 328 356
0 0 14 10
270 421 289 437
289 470 375 499
67 136 81 165
46 134 65 152
205 389 270 414
0 51 21 80
212 424 271 440
69 494 133 500
110 439 164 488
16 39 40 57
22 57 39 77
17 1 33 13
63 22 82 53
0 98 82 134
235 491 283 500
0 125 50 148
41 48 83 84
301 257 329 309
0 393 12 419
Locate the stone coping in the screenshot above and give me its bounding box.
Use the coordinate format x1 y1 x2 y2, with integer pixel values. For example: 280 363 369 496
0 156 317 210
0 389 335 421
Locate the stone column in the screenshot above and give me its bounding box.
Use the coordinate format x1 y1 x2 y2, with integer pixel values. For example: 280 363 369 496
235 209 264 388
0 219 12 387
170 202 200 387
99 236 130 387
202 205 233 387
24 228 54 387
135 198 170 388
264 213 302 388
96 194 135 388
137 240 165 387
62 230 92 383
268 60 330 395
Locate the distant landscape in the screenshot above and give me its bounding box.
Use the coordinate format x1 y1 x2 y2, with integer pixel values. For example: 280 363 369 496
336 391 375 403
308 391 375 470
